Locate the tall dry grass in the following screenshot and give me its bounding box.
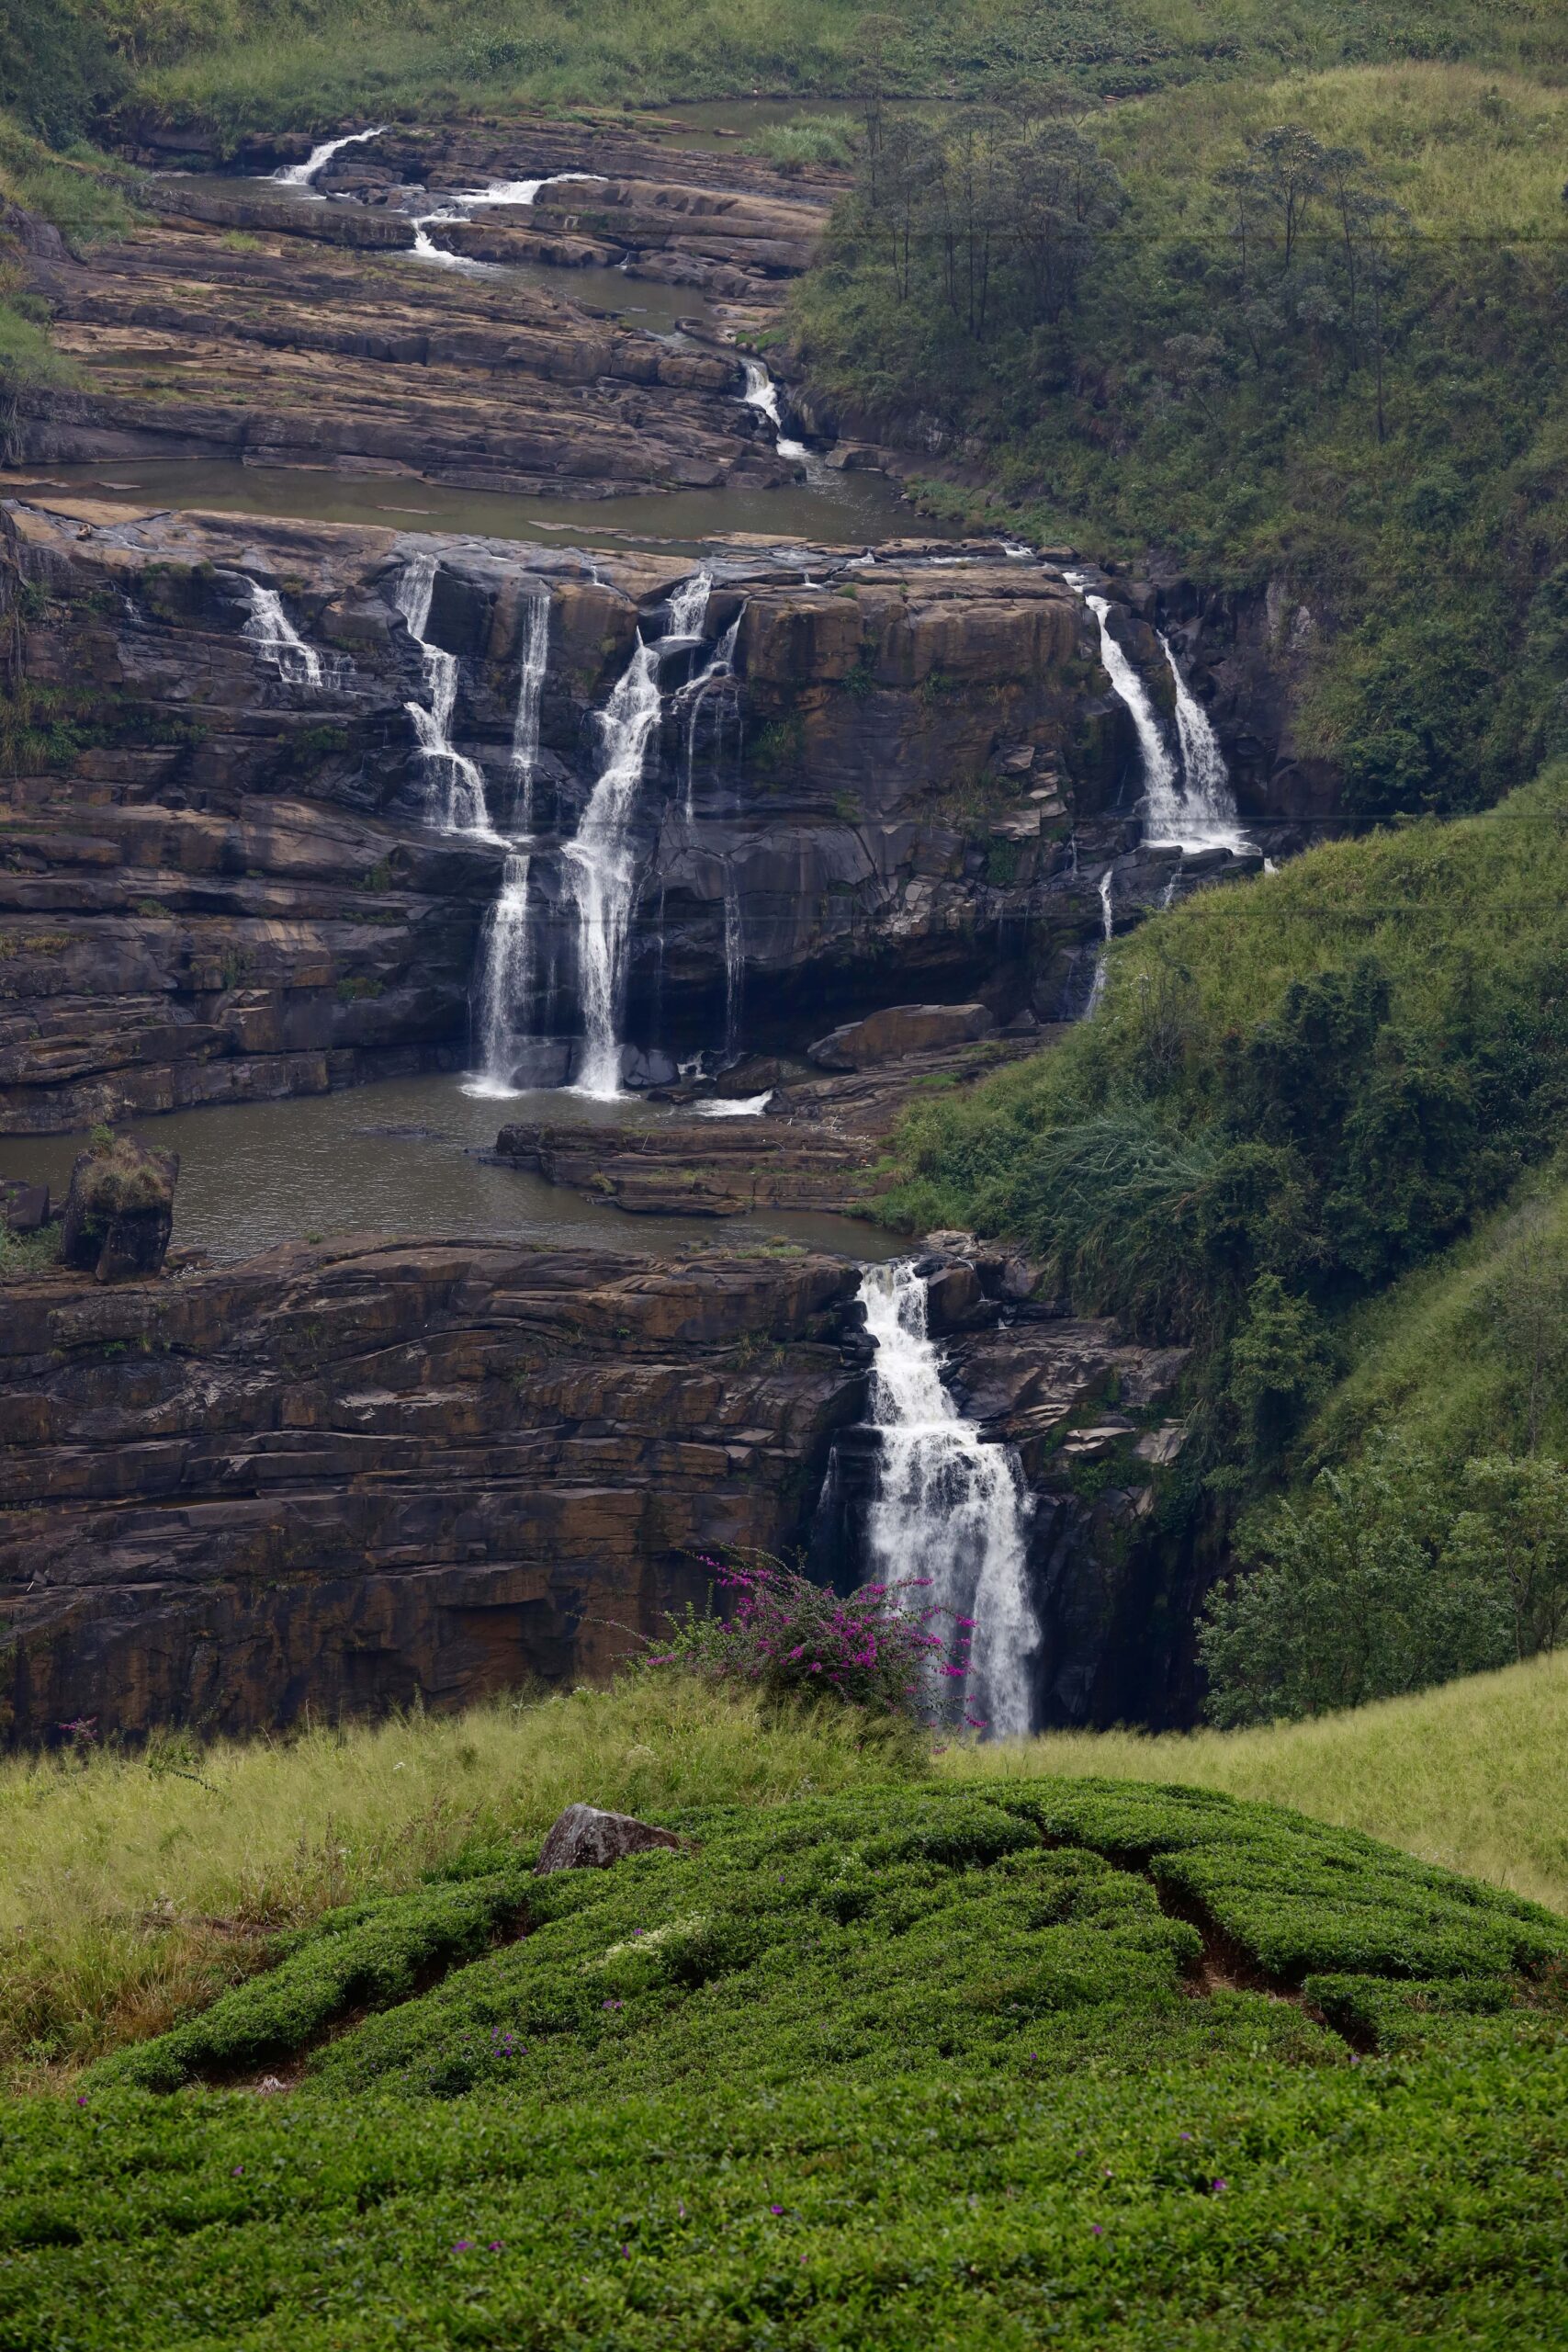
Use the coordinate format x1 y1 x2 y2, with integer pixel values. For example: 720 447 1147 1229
0 1680 908 2081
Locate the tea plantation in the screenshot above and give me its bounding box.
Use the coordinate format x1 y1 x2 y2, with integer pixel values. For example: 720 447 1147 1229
3 1780 1565 2347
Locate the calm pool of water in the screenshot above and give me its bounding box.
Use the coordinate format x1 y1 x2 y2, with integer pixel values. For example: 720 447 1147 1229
5 458 931 558
0 1074 901 1265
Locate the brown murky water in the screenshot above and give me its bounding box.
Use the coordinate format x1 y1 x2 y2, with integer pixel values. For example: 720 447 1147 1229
0 1075 902 1264
6 458 931 559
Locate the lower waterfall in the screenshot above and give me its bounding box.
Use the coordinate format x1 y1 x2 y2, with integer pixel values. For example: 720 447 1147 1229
859 1261 1040 1737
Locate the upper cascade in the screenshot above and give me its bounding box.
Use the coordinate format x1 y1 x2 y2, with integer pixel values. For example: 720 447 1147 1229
564 571 714 1100
272 127 386 189
393 551 496 839
1067 571 1247 854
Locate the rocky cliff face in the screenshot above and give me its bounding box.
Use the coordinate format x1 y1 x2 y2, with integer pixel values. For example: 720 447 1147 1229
0 1238 861 1743
0 1235 1199 1746
1 500 1201 1132
8 120 830 489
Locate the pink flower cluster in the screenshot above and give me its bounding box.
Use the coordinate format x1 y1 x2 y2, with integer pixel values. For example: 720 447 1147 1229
650 1554 973 1723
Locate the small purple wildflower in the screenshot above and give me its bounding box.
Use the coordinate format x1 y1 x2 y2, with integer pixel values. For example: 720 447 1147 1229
1211 2179 1227 2194
453 2239 473 2253
769 2204 784 2216
487 2242 503 2254
231 2165 243 2177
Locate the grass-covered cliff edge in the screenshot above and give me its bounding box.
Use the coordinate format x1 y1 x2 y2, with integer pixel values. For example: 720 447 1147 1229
2 1679 1566 2347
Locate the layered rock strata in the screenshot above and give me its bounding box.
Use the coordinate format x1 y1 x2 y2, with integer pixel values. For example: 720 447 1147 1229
0 1234 1197 1745
1 502 1205 1135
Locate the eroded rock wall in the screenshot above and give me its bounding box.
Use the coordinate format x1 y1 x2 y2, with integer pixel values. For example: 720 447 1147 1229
1 504 1178 1130
0 1239 863 1744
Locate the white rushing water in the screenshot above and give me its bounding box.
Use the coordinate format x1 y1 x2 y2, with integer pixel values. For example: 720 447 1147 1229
394 551 495 837
469 853 533 1096
694 1090 773 1119
740 358 809 462
1163 642 1247 849
273 127 386 188
1085 867 1114 1019
861 1261 1040 1737
682 611 742 818
565 571 712 1099
1067 571 1246 852
409 171 605 266
509 583 552 832
240 580 326 687
722 860 744 1057
452 171 604 208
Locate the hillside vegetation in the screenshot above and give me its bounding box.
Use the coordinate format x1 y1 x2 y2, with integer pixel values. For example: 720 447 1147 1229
795 57 1568 820
6 1666 1568 2092
2 1758 1565 2346
12 0 1565 144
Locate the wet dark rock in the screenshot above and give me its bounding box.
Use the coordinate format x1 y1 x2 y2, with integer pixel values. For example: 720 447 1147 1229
60 1136 177 1282
0 1238 866 1745
807 1003 995 1071
1 1177 50 1234
535 1803 682 1875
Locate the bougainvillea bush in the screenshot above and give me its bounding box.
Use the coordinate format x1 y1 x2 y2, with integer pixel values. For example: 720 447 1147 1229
649 1554 972 1721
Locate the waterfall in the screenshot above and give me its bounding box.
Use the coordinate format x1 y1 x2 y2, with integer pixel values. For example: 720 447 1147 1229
410 211 491 270
1163 643 1247 850
469 853 533 1096
410 172 604 266
453 172 604 207
510 584 551 832
565 571 713 1099
682 610 742 818
722 861 743 1057
1068 571 1247 853
1085 869 1114 1019
860 1261 1039 1737
393 552 494 837
273 128 386 188
240 580 326 688
1075 585 1182 836
740 358 809 461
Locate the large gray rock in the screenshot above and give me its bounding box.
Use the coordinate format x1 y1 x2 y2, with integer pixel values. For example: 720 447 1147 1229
807 1002 995 1071
534 1802 683 1876
60 1136 178 1283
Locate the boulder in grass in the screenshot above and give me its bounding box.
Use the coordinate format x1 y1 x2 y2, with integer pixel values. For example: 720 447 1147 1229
61 1136 178 1283
534 1803 682 1877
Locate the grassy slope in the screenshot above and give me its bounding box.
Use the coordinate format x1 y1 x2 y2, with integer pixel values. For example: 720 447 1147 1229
2 1770 1565 2348
955 1649 1568 1913
883 758 1568 1244
6 1662 1568 2086
73 0 1568 132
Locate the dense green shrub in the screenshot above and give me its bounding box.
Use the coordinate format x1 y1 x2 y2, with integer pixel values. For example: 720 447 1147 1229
1200 1437 1568 1724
